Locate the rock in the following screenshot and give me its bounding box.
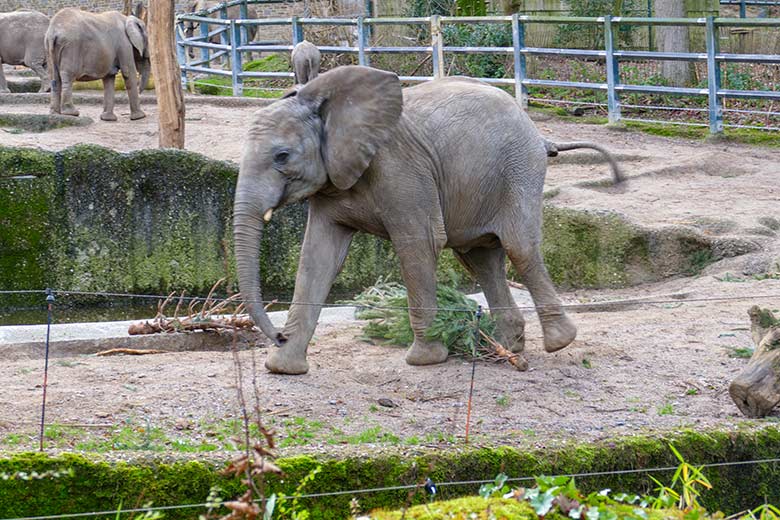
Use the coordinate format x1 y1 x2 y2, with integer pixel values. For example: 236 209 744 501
378 398 397 408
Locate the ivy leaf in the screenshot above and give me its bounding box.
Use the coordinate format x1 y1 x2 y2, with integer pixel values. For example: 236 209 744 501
530 490 557 516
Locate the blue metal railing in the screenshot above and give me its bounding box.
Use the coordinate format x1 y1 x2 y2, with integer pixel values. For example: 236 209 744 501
720 0 780 18
175 3 780 134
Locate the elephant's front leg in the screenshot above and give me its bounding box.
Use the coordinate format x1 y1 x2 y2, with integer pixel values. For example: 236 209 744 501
121 66 145 120
100 75 117 121
264 214 354 375
392 234 449 366
0 59 10 93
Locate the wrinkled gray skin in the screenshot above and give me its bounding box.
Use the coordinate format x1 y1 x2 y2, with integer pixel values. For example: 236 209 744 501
46 8 150 121
184 0 258 60
234 66 624 375
0 11 50 93
291 41 320 85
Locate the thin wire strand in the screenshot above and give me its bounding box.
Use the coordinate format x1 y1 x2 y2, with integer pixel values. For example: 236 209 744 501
2 289 780 313
5 457 780 520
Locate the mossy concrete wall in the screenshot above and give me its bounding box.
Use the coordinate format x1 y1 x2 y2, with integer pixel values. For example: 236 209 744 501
1 145 723 308
1 427 779 519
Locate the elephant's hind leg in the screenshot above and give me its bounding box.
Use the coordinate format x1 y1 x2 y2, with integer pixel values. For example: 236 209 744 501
393 235 449 366
30 62 50 93
59 71 79 117
501 222 576 353
454 247 528 363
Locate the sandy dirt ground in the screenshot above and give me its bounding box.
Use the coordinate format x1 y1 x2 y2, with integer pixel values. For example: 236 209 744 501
1 92 779 454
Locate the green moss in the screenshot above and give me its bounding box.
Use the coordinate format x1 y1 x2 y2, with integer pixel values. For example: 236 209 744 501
0 114 92 133
0 146 55 177
3 427 780 519
540 206 651 289
372 496 538 519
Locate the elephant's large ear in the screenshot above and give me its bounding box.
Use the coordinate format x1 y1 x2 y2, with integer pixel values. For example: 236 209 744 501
125 16 148 58
297 66 402 190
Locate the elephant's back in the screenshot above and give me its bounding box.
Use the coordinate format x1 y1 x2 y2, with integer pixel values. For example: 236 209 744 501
49 9 120 45
0 11 48 61
401 77 544 164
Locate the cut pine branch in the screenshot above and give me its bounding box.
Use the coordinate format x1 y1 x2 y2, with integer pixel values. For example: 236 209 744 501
127 279 273 335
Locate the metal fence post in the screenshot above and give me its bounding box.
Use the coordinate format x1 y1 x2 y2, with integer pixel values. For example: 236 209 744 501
176 23 188 89
740 0 747 17
511 13 527 108
706 16 724 134
292 16 303 45
357 16 368 66
220 5 229 68
231 21 243 96
431 15 445 79
604 15 621 124
239 0 249 46
199 19 210 67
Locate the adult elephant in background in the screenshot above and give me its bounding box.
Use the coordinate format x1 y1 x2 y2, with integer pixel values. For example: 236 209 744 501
46 8 150 121
0 10 50 93
234 66 624 375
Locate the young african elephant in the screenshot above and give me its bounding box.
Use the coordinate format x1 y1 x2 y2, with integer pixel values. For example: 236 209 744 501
234 66 624 375
0 11 50 93
46 8 150 121
291 41 320 85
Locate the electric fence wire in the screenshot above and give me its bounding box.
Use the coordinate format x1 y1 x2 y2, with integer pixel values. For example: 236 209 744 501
2 289 780 314
4 457 780 520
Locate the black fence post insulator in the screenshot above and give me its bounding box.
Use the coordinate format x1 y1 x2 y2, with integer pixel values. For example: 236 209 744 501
465 305 482 444
424 477 437 497
39 288 55 452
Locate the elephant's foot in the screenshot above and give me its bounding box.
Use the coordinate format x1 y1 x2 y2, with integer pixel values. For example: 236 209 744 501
100 111 117 122
405 339 449 366
38 86 51 93
130 110 146 120
541 313 577 353
265 348 309 375
495 313 526 354
61 105 79 117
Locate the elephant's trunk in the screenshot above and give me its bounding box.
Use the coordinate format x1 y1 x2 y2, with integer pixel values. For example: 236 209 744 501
138 58 151 96
233 190 287 346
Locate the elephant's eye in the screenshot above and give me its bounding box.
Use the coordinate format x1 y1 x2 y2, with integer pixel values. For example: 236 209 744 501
273 150 290 165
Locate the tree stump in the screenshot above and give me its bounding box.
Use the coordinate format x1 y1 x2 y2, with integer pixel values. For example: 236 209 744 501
729 306 780 417
148 0 185 149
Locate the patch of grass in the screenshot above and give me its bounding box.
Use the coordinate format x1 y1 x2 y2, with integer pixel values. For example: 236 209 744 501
192 55 289 98
728 346 755 359
329 426 401 445
496 394 510 407
279 417 325 448
582 358 593 369
658 403 676 416
685 388 699 396
530 106 780 149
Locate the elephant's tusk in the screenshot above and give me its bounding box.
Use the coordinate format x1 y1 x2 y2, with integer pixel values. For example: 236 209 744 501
263 209 274 222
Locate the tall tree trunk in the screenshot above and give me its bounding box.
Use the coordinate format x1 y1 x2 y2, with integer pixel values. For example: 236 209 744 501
123 0 133 16
655 0 693 86
149 0 185 149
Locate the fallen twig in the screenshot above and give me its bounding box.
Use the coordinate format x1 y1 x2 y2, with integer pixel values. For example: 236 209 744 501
96 348 167 356
480 331 529 371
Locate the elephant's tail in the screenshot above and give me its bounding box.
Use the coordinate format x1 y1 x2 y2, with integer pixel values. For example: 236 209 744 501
544 140 625 184
45 34 61 89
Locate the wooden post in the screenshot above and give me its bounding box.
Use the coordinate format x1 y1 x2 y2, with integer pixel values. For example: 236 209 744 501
149 0 185 149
